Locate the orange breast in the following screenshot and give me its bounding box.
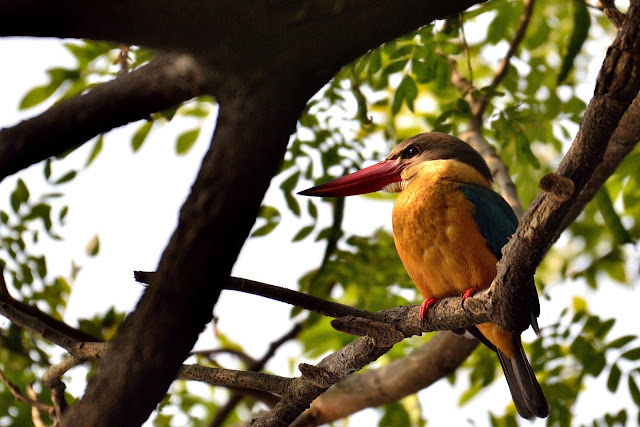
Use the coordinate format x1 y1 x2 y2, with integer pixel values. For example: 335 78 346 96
392 160 516 357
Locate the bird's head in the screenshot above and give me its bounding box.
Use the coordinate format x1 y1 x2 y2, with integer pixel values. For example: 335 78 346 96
299 132 492 197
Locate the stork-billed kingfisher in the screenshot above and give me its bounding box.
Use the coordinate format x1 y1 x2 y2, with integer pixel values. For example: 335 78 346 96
299 132 549 419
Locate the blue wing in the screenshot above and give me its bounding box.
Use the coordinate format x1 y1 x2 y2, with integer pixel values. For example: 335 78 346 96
459 184 518 260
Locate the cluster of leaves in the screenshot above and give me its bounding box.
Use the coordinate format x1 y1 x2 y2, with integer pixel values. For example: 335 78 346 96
0 177 70 423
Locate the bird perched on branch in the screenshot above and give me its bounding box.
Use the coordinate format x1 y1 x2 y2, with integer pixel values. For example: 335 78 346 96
299 132 548 419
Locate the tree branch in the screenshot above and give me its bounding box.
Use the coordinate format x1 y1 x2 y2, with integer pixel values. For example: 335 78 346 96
560 90 640 231
0 53 208 182
490 0 640 333
291 332 477 426
0 270 100 351
0 368 55 415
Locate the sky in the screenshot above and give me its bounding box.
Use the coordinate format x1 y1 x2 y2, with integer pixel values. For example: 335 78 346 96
0 33 639 426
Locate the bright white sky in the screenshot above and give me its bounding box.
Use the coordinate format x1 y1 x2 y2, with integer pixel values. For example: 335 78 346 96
0 33 638 426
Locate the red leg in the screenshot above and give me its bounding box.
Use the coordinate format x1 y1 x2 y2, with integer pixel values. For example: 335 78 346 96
419 298 438 325
461 287 479 309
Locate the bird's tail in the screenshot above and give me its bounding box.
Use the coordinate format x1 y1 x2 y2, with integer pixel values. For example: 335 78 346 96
496 335 549 419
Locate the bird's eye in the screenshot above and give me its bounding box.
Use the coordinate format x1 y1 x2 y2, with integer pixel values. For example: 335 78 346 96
405 145 420 158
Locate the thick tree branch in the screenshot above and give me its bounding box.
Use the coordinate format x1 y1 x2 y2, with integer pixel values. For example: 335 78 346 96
489 0 640 333
561 90 640 231
0 53 208 182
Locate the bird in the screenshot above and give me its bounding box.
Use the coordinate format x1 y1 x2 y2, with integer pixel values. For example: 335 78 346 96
299 132 549 419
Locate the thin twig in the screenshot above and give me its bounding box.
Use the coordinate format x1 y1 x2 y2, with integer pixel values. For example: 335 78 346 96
191 348 258 367
209 323 304 427
0 368 55 414
475 0 536 117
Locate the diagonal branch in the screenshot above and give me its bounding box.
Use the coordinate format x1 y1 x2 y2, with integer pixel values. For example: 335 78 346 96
290 331 477 426
561 90 640 231
0 368 55 415
0 53 208 182
0 270 100 350
489 0 640 333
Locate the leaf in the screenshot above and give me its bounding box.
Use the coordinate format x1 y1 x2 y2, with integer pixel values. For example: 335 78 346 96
24 203 53 230
85 235 100 257
607 335 636 349
285 192 301 217
514 132 540 168
176 128 200 154
54 170 77 185
379 402 410 427
595 188 632 244
19 84 58 110
280 170 301 193
132 121 153 152
292 225 314 242
85 135 104 167
391 75 418 115
251 221 279 237
607 363 621 392
43 159 52 180
11 179 30 212
621 348 640 361
368 50 382 75
307 200 318 219
558 0 591 84
629 375 640 405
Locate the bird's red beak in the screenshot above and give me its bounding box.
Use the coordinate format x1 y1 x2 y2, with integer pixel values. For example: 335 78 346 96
298 159 404 197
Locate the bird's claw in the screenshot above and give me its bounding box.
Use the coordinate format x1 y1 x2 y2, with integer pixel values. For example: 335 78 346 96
419 298 438 325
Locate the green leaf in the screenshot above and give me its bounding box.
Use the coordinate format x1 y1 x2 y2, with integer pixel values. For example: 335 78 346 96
621 348 640 361
285 192 301 217
43 159 52 180
629 375 640 405
132 121 153 152
54 170 77 185
595 188 632 244
391 75 418 115
368 50 382 75
558 0 591 84
292 225 314 242
607 363 621 392
11 179 30 212
307 200 318 219
251 221 279 237
59 206 69 223
19 84 58 110
607 335 636 349
176 128 200 154
280 170 301 193
85 135 104 167
0 211 8 223
379 402 410 427
514 132 540 168
23 203 53 230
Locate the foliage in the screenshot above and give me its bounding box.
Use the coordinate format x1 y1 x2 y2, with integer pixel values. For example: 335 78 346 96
1 0 639 426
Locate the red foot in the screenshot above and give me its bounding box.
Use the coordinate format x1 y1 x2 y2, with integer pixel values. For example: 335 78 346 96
461 288 479 309
419 298 438 325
